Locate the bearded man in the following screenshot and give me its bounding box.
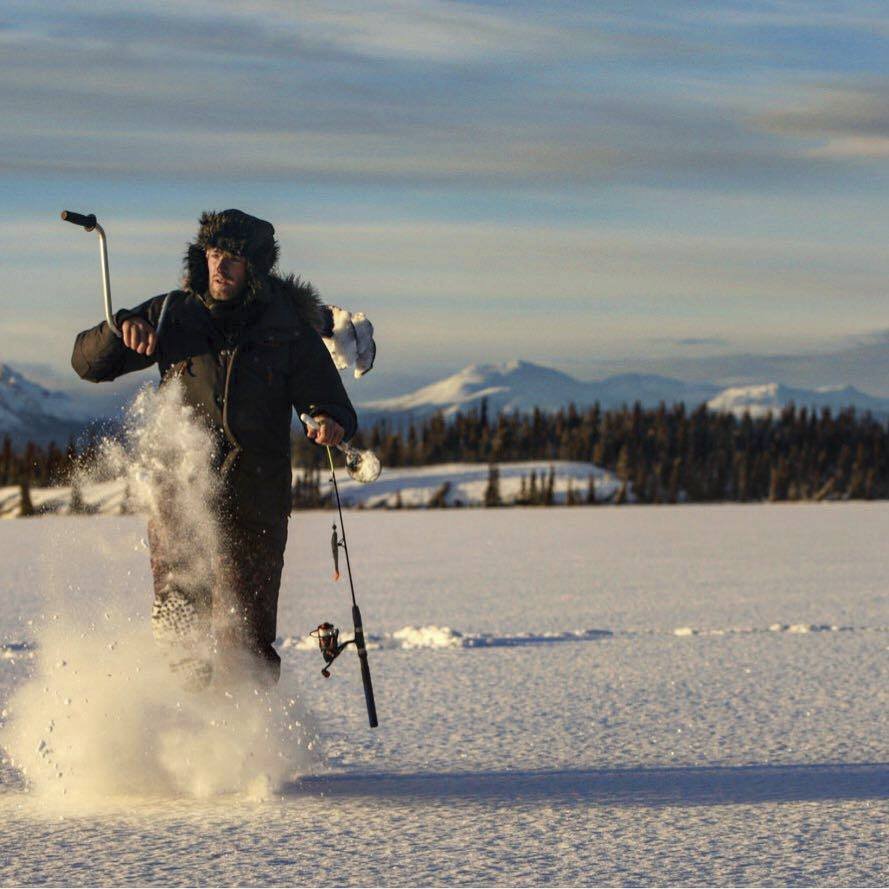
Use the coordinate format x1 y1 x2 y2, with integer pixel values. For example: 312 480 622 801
72 209 360 687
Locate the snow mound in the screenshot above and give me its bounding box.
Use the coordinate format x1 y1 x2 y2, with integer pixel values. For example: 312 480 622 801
331 461 620 509
392 625 464 649
1 460 621 516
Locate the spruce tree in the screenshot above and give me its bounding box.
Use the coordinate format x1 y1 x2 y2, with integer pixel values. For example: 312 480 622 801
18 479 34 517
484 465 501 507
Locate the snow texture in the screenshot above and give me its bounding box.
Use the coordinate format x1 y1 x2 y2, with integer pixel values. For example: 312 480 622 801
0 505 887 885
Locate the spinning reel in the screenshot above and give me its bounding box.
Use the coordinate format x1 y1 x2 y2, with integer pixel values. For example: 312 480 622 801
310 621 357 678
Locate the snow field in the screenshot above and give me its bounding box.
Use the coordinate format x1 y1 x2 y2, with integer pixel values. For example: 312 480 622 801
0 505 887 885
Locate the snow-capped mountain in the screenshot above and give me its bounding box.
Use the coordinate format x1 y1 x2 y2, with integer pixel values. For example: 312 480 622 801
361 360 719 419
0 364 91 445
706 382 889 419
360 360 889 422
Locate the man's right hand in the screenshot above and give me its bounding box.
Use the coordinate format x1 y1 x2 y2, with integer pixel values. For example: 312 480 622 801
121 317 157 355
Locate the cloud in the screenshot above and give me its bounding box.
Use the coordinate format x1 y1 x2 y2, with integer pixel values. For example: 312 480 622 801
756 82 889 159
5 215 889 376
1 0 591 68
654 337 732 348
4 1 888 190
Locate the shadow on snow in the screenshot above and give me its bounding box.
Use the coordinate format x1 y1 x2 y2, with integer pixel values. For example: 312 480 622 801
288 762 889 808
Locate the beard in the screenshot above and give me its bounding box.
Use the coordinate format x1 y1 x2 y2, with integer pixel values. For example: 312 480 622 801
209 277 245 301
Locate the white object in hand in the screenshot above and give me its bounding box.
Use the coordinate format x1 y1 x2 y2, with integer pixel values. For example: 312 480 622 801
321 306 376 379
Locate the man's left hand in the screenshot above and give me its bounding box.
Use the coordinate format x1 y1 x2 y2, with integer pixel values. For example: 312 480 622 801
308 414 345 447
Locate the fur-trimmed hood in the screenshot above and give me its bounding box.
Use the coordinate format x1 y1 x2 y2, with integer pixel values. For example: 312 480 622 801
182 209 323 331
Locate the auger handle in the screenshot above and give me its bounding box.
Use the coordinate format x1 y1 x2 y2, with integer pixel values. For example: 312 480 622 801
61 210 97 231
60 210 119 337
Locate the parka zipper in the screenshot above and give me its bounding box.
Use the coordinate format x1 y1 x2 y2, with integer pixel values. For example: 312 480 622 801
219 345 243 476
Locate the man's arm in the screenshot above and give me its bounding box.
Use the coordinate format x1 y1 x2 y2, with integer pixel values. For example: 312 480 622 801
290 325 358 443
71 295 166 382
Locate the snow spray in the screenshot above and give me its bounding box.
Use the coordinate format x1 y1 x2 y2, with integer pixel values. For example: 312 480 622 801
0 382 319 806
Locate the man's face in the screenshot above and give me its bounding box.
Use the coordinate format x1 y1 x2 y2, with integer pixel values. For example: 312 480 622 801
206 247 248 301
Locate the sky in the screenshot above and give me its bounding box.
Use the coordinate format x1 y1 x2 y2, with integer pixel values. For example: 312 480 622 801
2 0 889 400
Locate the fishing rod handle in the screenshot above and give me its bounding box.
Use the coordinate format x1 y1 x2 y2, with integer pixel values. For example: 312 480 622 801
353 604 379 728
359 649 379 728
299 413 355 456
61 210 97 230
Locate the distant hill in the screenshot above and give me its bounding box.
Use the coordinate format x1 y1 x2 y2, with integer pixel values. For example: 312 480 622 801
361 360 719 421
0 363 91 446
706 382 889 419
360 360 889 423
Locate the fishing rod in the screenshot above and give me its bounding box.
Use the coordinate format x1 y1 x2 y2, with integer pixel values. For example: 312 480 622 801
303 416 379 729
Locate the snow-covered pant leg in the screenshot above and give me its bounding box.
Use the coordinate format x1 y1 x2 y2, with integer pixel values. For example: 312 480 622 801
148 517 214 690
212 519 288 685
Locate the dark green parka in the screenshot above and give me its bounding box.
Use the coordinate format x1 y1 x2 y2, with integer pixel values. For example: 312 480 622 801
71 210 357 528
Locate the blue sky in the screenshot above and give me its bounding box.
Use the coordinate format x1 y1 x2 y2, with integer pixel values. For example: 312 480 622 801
2 1 889 398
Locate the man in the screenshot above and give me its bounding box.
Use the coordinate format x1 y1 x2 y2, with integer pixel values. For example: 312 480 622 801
72 209 358 687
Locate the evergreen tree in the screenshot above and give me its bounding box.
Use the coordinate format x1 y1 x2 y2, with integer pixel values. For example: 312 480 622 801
18 479 34 517
544 466 555 505
484 465 501 507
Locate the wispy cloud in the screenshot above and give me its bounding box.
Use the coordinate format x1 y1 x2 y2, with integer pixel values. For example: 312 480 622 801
4 1 889 189
653 337 732 348
755 82 889 159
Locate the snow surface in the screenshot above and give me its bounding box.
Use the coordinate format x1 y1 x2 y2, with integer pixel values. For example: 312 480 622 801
1 505 887 885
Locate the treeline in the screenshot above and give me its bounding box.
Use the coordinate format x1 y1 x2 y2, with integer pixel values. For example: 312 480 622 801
5 400 889 503
293 401 889 502
0 437 80 488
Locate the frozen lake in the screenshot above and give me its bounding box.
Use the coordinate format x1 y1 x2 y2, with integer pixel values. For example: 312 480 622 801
1 505 887 885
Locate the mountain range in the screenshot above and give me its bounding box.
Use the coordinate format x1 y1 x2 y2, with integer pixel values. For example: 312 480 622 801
0 364 89 447
362 360 889 424
3 359 889 446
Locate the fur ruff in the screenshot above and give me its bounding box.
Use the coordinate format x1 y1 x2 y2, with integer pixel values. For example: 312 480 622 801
183 245 324 331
